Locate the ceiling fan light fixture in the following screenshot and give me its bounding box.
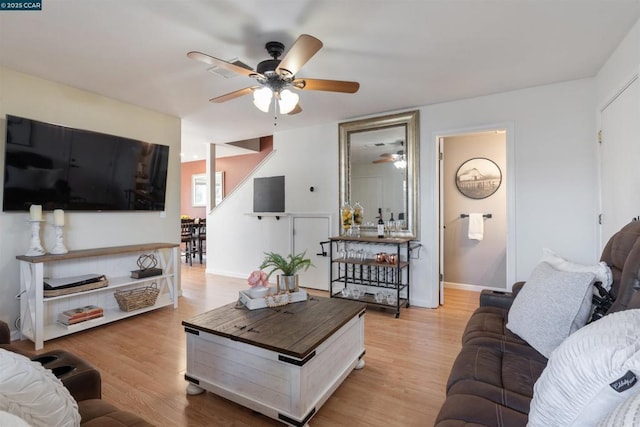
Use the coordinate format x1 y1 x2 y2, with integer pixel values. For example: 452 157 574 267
252 87 273 112
394 158 407 169
278 89 299 114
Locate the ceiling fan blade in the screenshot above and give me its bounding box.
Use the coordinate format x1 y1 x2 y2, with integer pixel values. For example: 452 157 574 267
210 86 258 103
187 51 258 78
295 78 360 93
287 104 303 115
276 34 323 77
373 158 394 164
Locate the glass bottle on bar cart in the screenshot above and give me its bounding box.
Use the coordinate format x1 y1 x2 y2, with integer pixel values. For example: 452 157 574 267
352 202 363 237
341 202 353 236
377 208 385 238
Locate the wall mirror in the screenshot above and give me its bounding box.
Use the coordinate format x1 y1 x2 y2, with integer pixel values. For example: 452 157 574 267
339 110 420 239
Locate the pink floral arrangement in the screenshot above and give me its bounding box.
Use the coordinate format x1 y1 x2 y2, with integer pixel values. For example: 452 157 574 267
247 270 269 288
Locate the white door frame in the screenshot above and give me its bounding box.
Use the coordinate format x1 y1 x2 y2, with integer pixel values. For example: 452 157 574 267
434 122 516 304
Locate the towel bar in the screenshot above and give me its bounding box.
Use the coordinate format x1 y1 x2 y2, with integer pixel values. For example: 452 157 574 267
460 213 492 219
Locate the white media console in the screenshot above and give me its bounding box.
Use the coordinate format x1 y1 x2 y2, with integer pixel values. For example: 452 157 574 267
16 242 179 350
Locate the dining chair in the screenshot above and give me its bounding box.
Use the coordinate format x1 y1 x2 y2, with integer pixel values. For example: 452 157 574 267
195 218 206 264
180 219 195 266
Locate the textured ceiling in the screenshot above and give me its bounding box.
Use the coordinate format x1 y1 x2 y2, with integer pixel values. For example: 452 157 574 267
1 0 639 161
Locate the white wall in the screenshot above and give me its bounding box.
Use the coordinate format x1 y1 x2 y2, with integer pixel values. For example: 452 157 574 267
0 67 182 329
420 79 597 306
208 78 598 308
596 19 640 107
207 122 338 279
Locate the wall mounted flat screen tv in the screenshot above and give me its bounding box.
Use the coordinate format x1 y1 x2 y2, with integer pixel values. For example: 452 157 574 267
253 176 285 213
3 115 170 212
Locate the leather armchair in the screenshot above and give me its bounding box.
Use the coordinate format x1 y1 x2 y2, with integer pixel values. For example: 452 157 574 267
0 321 153 426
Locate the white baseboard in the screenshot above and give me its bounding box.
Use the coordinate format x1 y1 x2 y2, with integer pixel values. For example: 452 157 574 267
443 281 510 293
205 268 246 279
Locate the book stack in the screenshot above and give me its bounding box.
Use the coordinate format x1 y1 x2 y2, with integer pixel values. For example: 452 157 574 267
58 305 104 327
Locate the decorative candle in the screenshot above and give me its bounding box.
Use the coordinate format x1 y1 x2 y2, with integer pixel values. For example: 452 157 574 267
53 209 65 227
29 204 42 221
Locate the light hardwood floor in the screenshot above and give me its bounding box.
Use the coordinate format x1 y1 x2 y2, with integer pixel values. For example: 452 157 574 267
12 263 479 427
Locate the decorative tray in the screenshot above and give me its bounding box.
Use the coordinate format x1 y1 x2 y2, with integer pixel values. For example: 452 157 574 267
238 287 308 310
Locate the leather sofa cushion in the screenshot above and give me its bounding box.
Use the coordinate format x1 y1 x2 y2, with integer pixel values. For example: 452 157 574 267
446 337 547 400
600 220 640 301
609 235 640 313
435 393 528 427
0 323 9 345
31 350 101 402
462 306 527 345
448 380 532 414
78 400 153 427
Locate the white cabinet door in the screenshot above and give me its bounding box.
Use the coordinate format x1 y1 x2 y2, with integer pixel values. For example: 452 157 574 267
292 216 330 290
600 77 640 248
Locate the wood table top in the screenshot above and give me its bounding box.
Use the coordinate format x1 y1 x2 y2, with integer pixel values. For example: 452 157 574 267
182 295 366 359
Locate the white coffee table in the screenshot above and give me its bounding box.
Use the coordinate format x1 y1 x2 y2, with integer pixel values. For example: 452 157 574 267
182 296 366 426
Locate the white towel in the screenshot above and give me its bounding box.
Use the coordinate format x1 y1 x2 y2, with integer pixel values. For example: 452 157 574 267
468 213 484 240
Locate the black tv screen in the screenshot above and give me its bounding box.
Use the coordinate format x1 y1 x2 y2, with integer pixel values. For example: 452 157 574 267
3 115 170 212
253 176 285 213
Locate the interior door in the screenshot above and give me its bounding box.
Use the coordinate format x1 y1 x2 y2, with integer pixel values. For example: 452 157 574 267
292 216 331 290
600 76 640 248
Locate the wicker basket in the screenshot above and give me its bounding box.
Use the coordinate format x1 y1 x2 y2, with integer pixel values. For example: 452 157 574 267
114 283 159 312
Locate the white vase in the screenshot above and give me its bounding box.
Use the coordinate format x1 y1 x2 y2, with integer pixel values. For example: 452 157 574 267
248 286 270 299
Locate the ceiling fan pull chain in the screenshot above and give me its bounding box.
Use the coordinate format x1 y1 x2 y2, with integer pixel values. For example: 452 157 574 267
273 96 278 126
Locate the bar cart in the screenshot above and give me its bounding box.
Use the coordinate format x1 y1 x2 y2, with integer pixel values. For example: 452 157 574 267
329 235 419 318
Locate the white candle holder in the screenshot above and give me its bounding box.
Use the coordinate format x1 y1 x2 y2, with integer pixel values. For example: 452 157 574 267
50 224 68 254
25 220 45 257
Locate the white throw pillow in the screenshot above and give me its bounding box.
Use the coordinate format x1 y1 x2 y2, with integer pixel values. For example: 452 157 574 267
597 391 640 427
0 410 31 427
0 349 81 427
506 262 594 357
528 309 640 427
541 248 613 291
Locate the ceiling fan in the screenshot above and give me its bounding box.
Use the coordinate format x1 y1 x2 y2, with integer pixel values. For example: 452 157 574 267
373 151 404 163
187 34 360 115
373 149 406 169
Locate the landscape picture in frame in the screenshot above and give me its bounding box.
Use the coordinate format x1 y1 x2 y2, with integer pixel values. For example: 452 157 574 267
455 157 502 199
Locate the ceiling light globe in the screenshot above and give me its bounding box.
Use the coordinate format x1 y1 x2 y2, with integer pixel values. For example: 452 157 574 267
278 89 299 114
394 159 407 169
253 87 273 112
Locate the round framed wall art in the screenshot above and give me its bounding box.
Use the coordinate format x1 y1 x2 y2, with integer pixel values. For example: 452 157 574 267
455 157 502 199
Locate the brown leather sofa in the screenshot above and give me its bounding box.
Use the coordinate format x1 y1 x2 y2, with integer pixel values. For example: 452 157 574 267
0 321 153 426
435 220 640 426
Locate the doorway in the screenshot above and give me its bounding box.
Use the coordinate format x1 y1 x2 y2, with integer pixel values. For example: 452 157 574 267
438 129 511 304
